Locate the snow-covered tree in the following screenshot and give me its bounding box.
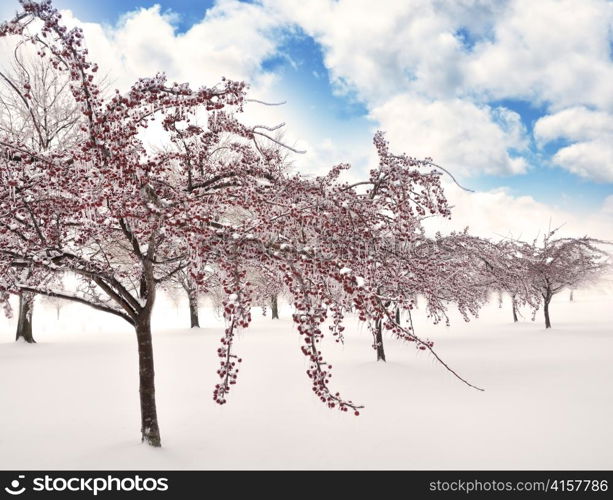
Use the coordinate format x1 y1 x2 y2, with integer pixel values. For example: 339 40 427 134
518 231 609 328
248 268 284 319
0 1 481 447
357 231 493 362
0 30 81 342
478 238 538 323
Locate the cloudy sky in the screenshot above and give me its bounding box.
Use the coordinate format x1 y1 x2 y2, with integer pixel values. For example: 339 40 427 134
2 0 612 239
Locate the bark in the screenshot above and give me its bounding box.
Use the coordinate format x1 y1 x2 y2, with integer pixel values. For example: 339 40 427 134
139 275 147 300
569 290 574 302
271 294 279 319
136 255 161 447
374 319 386 362
188 290 200 328
135 312 161 447
512 296 518 323
544 295 552 329
15 292 35 343
395 307 401 324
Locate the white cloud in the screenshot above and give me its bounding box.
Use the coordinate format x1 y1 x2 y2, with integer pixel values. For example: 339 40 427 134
267 0 613 112
534 107 613 145
370 96 528 176
425 184 613 241
466 0 613 111
61 0 282 92
254 1 545 178
264 0 469 102
535 107 613 182
262 0 613 181
551 140 613 183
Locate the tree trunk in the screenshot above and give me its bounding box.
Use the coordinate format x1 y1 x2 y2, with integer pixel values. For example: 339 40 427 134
15 293 35 343
544 297 552 329
271 294 279 319
569 290 574 302
188 291 200 328
512 297 518 323
181 274 200 328
395 307 401 324
374 319 386 362
135 314 161 447
139 275 147 299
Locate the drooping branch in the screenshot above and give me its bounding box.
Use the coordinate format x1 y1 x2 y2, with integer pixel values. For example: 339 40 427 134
17 285 135 325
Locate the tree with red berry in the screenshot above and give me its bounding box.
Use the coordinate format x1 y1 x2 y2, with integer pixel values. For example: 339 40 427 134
0 0 480 447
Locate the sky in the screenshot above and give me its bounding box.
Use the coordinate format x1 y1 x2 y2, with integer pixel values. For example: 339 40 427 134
1 0 612 240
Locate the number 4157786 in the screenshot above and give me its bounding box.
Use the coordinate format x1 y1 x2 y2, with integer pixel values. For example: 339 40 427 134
549 479 608 493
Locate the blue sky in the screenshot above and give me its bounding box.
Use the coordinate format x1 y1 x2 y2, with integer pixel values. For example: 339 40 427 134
264 28 613 213
269 12 611 214
1 0 612 231
26 0 218 32
478 97 612 210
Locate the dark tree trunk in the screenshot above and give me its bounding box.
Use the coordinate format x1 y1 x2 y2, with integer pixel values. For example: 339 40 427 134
135 313 161 447
188 291 200 328
512 297 518 323
395 307 401 324
544 296 552 329
139 275 147 299
374 319 386 362
569 290 574 302
271 294 279 319
15 292 35 343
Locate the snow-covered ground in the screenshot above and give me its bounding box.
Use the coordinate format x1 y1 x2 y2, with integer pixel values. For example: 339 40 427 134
1 289 612 470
